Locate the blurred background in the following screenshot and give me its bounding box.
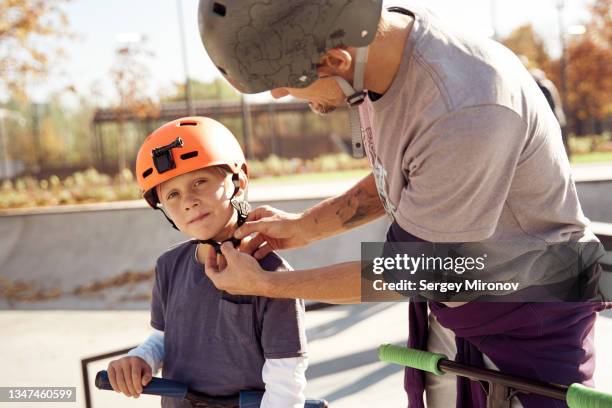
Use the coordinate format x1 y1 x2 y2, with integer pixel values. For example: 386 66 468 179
1 1 611 407
0 0 610 208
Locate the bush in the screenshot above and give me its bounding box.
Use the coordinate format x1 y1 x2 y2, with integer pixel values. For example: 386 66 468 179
569 133 612 155
0 154 371 209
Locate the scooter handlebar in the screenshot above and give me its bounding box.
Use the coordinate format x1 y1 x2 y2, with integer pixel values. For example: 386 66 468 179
378 345 612 408
95 370 188 400
378 344 447 376
567 383 612 408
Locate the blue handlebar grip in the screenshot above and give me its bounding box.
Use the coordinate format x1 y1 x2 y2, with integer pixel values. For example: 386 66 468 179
239 391 328 408
95 370 188 400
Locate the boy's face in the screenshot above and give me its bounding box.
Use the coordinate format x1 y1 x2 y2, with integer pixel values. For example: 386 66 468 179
158 167 239 241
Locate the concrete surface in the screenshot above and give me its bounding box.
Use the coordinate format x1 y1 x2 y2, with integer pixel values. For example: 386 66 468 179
0 178 389 310
1 164 612 407
571 162 612 183
0 304 407 408
1 164 611 310
2 305 612 408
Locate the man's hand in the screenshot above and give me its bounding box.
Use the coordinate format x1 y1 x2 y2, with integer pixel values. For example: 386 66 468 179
235 173 385 260
203 243 270 296
204 242 362 303
234 206 310 259
107 356 152 398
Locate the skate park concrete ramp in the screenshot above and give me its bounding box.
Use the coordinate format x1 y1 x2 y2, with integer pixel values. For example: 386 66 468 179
0 164 611 310
0 178 389 309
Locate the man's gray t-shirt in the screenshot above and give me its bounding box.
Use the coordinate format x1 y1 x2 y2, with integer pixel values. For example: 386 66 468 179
151 240 306 407
359 4 600 282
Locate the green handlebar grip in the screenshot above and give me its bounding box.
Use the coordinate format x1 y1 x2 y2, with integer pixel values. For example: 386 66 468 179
567 383 612 408
378 344 447 376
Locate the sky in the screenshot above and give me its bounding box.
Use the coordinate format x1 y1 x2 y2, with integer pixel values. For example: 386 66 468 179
28 0 594 105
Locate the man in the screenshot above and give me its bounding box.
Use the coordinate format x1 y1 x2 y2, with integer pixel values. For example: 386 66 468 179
197 1 608 407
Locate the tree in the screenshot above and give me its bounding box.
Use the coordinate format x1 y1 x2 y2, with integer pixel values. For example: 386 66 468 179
0 0 72 100
501 24 552 70
546 0 612 135
590 0 612 46
110 37 159 178
547 38 612 135
111 39 158 120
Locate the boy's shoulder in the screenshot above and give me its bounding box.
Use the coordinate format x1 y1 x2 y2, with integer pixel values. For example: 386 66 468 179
156 239 196 269
259 251 293 272
155 241 292 272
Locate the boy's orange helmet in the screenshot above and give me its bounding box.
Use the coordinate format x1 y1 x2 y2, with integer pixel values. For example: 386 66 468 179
136 116 246 208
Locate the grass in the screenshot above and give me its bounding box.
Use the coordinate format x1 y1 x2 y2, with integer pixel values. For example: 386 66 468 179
571 151 612 164
252 151 612 185
251 169 370 185
250 152 612 186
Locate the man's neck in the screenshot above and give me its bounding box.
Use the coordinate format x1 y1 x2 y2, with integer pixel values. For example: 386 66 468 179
363 10 415 95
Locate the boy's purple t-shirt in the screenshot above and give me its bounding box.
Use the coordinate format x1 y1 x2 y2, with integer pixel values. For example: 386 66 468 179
150 240 306 407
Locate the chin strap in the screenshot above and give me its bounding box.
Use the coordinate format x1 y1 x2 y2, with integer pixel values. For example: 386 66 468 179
195 172 251 254
332 46 369 158
155 203 180 231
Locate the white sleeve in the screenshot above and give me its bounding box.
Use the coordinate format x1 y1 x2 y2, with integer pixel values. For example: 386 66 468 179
126 329 165 375
260 356 308 408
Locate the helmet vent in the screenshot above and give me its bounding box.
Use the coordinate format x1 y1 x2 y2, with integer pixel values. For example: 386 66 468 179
330 29 345 40
142 168 153 178
180 151 199 160
179 121 198 126
212 2 226 17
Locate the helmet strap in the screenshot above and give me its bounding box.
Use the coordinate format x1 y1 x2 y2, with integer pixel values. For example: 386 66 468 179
155 206 180 231
332 46 369 158
198 172 251 254
229 172 250 228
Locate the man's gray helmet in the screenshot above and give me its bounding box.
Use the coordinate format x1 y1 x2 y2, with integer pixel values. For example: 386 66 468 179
198 0 383 94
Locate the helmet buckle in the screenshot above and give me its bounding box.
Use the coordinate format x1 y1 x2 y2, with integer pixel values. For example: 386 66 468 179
346 90 367 107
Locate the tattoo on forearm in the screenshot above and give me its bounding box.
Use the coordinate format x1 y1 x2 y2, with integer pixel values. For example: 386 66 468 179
337 188 384 229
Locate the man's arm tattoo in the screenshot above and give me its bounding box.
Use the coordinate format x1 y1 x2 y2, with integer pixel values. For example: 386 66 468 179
336 187 384 229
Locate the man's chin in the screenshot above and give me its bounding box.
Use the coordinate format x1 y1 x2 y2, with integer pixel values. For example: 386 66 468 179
309 103 337 116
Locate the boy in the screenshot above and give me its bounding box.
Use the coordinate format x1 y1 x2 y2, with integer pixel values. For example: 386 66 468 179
106 117 308 408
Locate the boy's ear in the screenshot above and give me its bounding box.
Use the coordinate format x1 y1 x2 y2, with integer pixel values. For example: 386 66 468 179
317 48 353 78
231 171 248 198
238 171 248 193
